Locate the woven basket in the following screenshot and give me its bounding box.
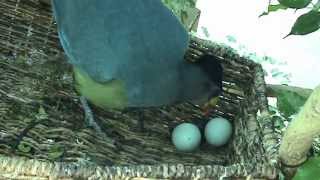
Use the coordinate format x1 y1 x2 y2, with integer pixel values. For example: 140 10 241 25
0 0 279 179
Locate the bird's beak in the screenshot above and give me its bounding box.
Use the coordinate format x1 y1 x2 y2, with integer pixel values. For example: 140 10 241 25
201 97 219 117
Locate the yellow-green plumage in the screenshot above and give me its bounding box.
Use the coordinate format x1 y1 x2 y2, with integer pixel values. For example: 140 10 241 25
73 67 128 110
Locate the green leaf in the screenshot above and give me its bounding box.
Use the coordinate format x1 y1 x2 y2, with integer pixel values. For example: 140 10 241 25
284 10 320 38
268 4 288 11
294 156 320 180
271 70 285 78
276 89 308 118
265 56 277 64
259 11 269 17
272 115 286 129
201 26 210 38
226 35 237 43
278 0 312 9
161 0 198 31
259 3 289 17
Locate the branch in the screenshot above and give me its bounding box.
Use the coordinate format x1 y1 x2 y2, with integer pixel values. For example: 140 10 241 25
266 84 313 98
279 84 320 173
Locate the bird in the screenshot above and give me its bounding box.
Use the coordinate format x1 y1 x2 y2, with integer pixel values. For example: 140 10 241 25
51 0 223 134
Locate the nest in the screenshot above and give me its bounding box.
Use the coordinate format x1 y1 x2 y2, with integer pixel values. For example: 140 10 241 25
0 0 279 179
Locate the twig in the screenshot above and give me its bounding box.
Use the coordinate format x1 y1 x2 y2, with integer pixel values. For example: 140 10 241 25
0 61 41 78
0 88 34 104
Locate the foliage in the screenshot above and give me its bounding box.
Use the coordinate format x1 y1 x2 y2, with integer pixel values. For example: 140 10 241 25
260 0 320 37
259 4 288 17
269 105 289 132
269 85 320 178
284 10 320 38
259 1 320 177
294 156 320 180
278 0 312 9
268 87 320 178
276 88 309 118
161 0 198 31
221 35 292 84
190 0 320 178
162 0 197 9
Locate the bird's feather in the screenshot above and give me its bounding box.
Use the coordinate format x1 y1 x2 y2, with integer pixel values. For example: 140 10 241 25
52 0 223 108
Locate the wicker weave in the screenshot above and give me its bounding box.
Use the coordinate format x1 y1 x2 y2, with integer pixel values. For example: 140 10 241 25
0 0 279 179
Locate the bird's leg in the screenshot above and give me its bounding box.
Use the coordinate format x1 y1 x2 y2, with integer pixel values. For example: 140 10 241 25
79 96 105 137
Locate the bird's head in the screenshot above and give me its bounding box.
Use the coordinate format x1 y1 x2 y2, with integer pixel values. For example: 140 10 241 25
195 54 223 116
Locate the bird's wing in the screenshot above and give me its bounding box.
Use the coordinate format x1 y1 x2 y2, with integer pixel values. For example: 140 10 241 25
52 0 189 83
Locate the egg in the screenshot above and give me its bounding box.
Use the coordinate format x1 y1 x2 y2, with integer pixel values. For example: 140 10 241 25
171 123 201 152
205 117 232 146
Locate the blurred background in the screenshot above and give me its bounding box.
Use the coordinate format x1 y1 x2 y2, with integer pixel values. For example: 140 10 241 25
196 0 320 89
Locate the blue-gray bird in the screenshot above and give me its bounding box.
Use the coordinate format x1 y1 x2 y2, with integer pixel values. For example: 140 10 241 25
51 0 223 132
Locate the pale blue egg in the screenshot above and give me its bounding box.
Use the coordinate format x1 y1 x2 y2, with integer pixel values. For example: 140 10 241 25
205 117 232 146
171 123 201 152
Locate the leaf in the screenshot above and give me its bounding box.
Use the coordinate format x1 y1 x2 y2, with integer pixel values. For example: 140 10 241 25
278 0 312 9
226 35 237 43
284 10 320 38
180 10 189 24
271 69 285 78
265 56 277 64
201 26 210 38
259 4 288 17
272 115 286 129
277 89 308 118
269 4 288 11
161 0 198 31
293 156 320 180
259 11 269 17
